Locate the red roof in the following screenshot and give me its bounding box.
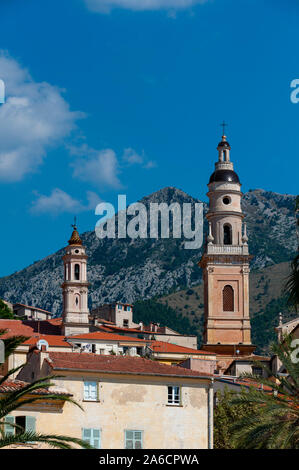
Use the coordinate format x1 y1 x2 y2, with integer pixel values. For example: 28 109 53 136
0 377 71 396
47 352 212 379
0 319 62 343
150 341 215 355
98 325 149 334
23 334 72 348
68 331 147 342
0 320 34 339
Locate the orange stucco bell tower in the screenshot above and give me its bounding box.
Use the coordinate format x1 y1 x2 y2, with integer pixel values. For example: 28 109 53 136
199 133 255 357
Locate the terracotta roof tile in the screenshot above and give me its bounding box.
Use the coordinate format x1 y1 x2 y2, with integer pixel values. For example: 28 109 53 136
47 352 212 379
23 334 72 348
150 341 215 355
68 331 147 342
0 377 71 396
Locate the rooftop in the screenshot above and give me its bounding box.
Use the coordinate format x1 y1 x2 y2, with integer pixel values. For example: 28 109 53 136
46 352 212 379
0 377 71 396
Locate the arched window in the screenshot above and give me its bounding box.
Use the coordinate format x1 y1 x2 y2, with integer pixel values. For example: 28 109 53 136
223 285 234 311
74 264 80 280
223 224 232 245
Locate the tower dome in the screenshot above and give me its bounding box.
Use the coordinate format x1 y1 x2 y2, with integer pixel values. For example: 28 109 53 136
209 169 240 184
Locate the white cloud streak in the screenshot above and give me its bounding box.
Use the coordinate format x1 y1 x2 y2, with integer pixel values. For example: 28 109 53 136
30 188 101 215
0 53 83 182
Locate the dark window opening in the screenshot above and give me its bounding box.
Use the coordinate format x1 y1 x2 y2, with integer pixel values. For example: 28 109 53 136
74 264 80 280
123 319 129 327
15 416 26 435
223 224 232 245
223 285 234 311
223 196 230 205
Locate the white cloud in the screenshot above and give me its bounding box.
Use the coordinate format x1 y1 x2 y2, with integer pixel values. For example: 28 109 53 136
30 188 101 215
123 147 144 165
0 53 82 182
122 147 156 169
71 147 123 189
84 0 208 13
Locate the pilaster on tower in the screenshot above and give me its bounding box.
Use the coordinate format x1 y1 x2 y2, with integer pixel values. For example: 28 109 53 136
61 223 90 336
199 133 255 357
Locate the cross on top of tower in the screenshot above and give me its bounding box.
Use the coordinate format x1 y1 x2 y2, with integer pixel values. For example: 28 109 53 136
71 216 77 230
220 120 227 137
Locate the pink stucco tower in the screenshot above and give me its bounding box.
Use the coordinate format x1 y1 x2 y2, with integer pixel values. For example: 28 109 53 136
199 134 255 357
61 224 90 336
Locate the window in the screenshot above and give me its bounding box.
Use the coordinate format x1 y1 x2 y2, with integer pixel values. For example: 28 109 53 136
82 428 101 449
74 264 80 280
252 367 263 376
223 285 234 312
92 344 96 353
83 381 98 401
123 319 129 327
125 430 143 449
168 386 181 405
4 416 36 436
223 224 232 245
223 196 231 205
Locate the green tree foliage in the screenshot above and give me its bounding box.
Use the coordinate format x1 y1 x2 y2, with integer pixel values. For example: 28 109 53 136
133 299 195 336
214 388 259 449
0 331 92 449
228 336 299 449
0 300 13 320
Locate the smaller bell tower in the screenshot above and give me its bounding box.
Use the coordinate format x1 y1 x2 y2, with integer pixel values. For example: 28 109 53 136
61 222 90 336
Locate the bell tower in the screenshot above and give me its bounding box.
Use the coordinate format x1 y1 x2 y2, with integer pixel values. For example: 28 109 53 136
61 223 90 336
199 133 255 357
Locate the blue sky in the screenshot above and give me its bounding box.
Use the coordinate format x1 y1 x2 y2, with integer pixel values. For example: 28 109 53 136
0 0 298 276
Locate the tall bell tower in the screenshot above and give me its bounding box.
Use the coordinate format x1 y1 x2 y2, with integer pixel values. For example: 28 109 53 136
199 133 255 357
61 223 90 336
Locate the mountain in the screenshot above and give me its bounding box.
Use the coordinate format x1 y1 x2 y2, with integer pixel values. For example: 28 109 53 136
0 186 297 352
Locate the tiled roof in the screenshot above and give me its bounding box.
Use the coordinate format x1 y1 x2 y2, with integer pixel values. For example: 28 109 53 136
68 331 147 342
13 303 52 314
0 377 71 396
150 341 215 355
0 319 62 343
24 334 72 348
47 352 212 379
98 325 148 334
0 320 34 339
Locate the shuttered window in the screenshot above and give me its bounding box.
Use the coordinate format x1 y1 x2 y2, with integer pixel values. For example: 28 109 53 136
223 285 234 311
125 430 143 449
168 386 181 405
4 416 15 436
4 416 36 436
83 381 98 401
82 428 101 449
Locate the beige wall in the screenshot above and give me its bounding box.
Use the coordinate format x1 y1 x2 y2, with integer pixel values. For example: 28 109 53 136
15 369 211 449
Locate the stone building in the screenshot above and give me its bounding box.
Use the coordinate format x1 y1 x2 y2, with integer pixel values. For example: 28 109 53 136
16 350 214 449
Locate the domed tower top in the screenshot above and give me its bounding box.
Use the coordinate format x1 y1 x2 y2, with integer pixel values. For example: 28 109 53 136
208 134 240 185
68 220 82 246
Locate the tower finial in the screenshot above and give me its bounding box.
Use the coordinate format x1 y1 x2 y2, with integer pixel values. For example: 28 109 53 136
68 217 82 246
72 216 77 230
220 120 227 137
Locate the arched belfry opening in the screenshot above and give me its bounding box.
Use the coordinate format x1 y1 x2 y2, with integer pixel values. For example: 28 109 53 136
74 264 80 280
223 224 232 245
223 285 234 312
